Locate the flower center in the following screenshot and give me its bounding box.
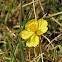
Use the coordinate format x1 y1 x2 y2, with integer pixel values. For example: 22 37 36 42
29 23 37 32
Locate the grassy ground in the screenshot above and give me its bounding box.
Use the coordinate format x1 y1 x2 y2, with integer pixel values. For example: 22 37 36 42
0 0 62 62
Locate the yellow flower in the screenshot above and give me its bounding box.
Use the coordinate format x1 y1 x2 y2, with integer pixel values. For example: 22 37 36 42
20 19 48 47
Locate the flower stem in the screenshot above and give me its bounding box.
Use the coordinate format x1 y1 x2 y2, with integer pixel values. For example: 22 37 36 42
45 12 62 18
19 0 26 62
32 0 37 20
29 47 31 62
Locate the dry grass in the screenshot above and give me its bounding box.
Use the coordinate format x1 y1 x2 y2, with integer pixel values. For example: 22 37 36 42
0 0 62 62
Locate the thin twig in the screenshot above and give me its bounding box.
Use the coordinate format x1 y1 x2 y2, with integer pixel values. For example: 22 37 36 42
5 26 16 37
45 12 62 18
30 53 44 62
32 0 37 20
51 17 62 27
0 41 6 43
0 52 5 55
12 0 39 15
9 0 46 19
3 57 11 60
42 13 47 19
45 34 62 48
38 0 45 14
58 28 62 31
42 35 54 48
41 53 44 62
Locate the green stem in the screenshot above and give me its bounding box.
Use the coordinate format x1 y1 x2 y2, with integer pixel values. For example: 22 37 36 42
53 0 56 13
19 0 26 62
45 12 62 18
11 44 19 62
20 0 22 31
19 37 26 62
4 26 12 52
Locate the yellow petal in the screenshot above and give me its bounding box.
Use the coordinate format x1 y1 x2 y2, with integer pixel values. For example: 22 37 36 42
36 25 48 35
41 25 48 33
25 19 38 32
36 19 48 35
26 34 39 47
38 19 48 29
20 30 34 39
36 30 43 35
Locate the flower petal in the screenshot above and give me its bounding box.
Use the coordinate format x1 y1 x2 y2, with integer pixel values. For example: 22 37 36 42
36 30 43 35
20 30 34 39
36 25 48 35
38 19 48 29
26 34 39 47
40 25 48 33
36 19 48 35
25 19 38 32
